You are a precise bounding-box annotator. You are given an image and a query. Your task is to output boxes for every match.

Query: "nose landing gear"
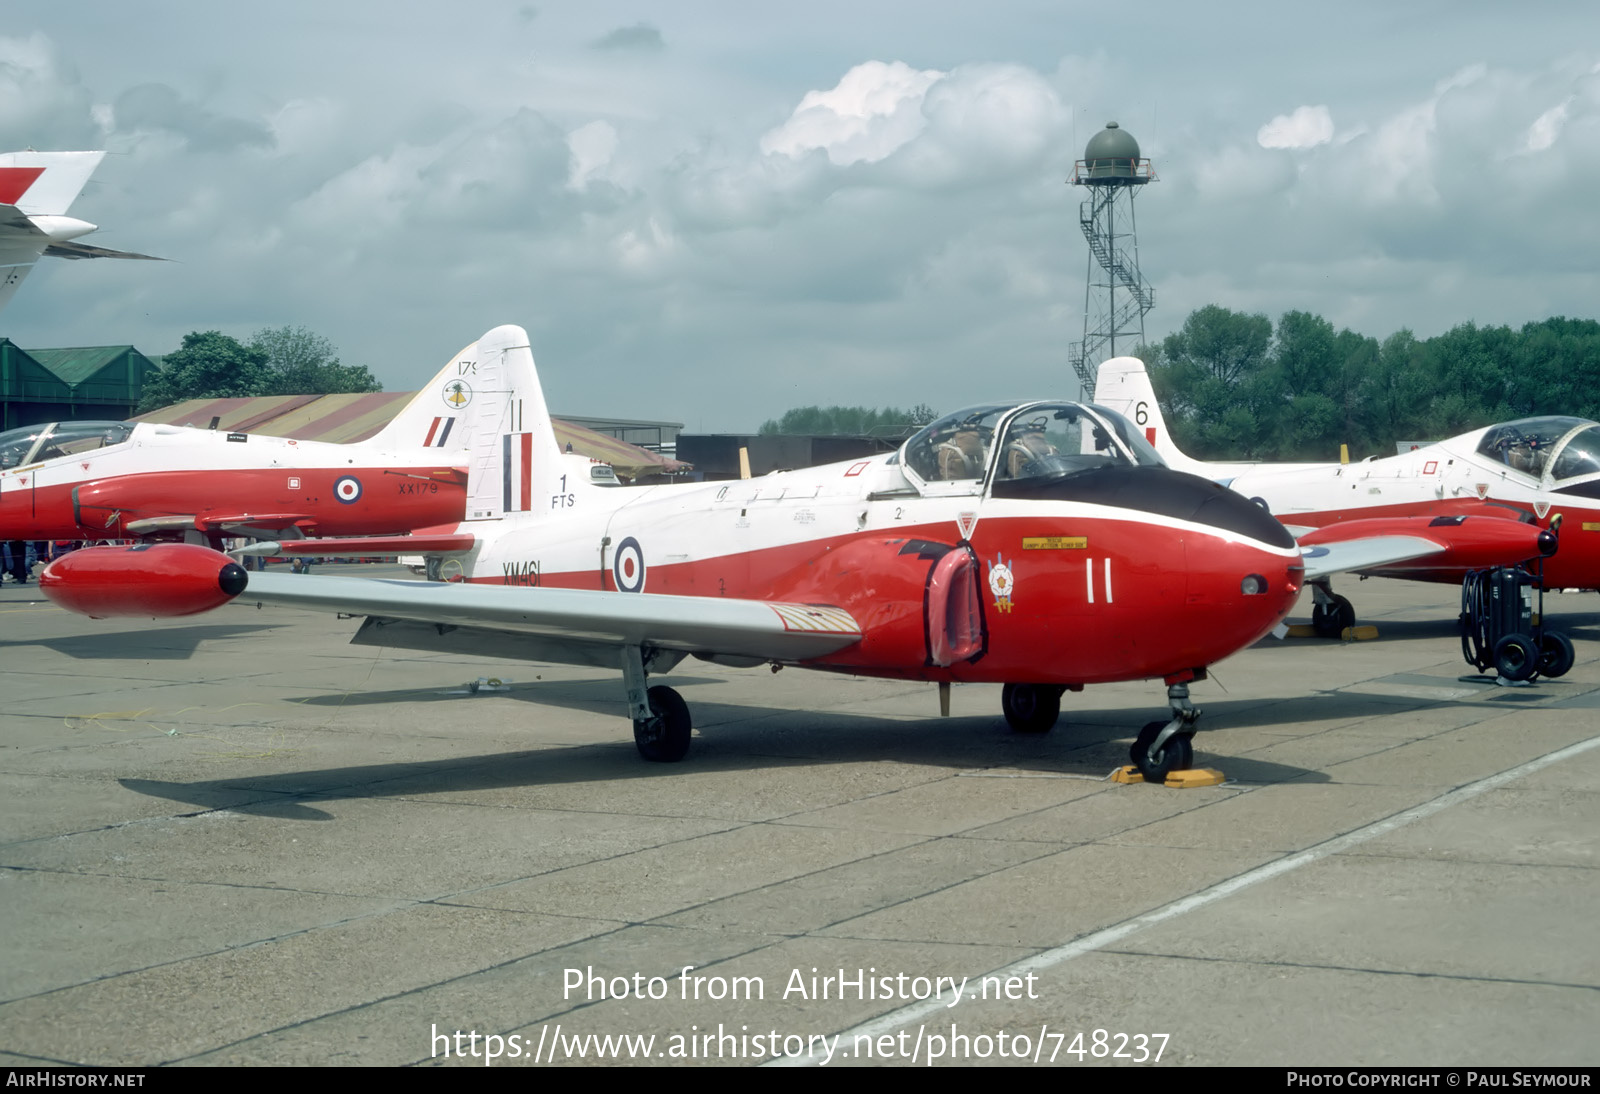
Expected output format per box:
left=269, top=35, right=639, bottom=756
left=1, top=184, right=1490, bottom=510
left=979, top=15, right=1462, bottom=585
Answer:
left=1129, top=680, right=1201, bottom=782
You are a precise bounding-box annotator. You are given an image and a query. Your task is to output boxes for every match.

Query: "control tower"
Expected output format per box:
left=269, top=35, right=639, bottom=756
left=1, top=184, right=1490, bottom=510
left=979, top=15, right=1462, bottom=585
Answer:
left=1067, top=121, right=1157, bottom=394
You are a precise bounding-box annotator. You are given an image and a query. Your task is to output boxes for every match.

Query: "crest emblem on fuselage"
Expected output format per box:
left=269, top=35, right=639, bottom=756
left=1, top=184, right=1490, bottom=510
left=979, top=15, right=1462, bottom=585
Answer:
left=989, top=554, right=1015, bottom=613
left=443, top=379, right=474, bottom=409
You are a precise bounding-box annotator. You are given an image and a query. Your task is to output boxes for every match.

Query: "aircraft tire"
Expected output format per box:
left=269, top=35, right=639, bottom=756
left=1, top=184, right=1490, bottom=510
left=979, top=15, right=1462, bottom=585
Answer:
left=634, top=685, right=692, bottom=762
left=1131, top=721, right=1193, bottom=783
left=1538, top=631, right=1575, bottom=679
left=1001, top=683, right=1061, bottom=733
left=1311, top=594, right=1356, bottom=639
left=1492, top=633, right=1539, bottom=682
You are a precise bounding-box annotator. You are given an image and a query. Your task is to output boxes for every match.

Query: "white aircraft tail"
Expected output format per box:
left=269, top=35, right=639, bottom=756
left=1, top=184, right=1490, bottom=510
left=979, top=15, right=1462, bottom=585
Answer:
left=364, top=339, right=483, bottom=452
left=1092, top=356, right=1215, bottom=477
left=461, top=325, right=567, bottom=523
left=0, top=150, right=105, bottom=215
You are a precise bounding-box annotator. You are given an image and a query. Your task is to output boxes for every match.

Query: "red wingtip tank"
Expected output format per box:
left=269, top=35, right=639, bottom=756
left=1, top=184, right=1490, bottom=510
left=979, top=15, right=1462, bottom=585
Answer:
left=39, top=544, right=248, bottom=619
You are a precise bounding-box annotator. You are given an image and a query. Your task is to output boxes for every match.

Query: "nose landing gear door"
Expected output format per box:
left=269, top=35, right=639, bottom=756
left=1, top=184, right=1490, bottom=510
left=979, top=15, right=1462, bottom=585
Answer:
left=926, top=544, right=987, bottom=666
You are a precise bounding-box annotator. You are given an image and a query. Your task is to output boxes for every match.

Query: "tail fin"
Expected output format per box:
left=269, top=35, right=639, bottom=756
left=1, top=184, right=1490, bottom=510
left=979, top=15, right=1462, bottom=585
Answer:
left=0, top=151, right=104, bottom=215
left=1092, top=356, right=1212, bottom=476
left=462, top=325, right=565, bottom=523
left=364, top=339, right=482, bottom=451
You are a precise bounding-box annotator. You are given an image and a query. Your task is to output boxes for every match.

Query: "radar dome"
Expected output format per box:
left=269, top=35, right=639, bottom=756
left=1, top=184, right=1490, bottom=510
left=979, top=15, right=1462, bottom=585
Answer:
left=1082, top=121, right=1141, bottom=180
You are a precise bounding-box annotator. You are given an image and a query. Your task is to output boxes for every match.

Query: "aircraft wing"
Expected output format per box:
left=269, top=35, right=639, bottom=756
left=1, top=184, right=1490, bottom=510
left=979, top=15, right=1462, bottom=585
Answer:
left=43, top=239, right=164, bottom=261
left=237, top=571, right=863, bottom=668
left=1298, top=535, right=1443, bottom=581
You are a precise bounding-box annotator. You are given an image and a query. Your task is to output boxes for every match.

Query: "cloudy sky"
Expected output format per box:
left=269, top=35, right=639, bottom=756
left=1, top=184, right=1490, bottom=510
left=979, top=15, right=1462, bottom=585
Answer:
left=4, top=2, right=1598, bottom=430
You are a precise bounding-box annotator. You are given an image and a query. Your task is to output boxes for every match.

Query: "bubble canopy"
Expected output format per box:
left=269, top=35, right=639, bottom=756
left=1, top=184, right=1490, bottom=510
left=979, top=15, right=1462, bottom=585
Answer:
left=0, top=421, right=134, bottom=470
left=1475, top=417, right=1600, bottom=485
left=901, top=401, right=1163, bottom=496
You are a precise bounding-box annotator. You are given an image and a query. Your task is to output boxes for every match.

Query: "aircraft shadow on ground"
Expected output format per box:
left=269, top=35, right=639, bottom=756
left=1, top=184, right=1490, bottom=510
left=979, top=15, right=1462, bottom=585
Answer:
left=2, top=622, right=288, bottom=660
left=115, top=685, right=1389, bottom=819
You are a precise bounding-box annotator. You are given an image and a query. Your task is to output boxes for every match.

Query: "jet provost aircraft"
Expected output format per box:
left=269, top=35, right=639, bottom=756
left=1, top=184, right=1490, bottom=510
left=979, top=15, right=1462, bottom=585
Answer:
left=1094, top=357, right=1578, bottom=636
left=46, top=326, right=1472, bottom=781
left=0, top=343, right=488, bottom=545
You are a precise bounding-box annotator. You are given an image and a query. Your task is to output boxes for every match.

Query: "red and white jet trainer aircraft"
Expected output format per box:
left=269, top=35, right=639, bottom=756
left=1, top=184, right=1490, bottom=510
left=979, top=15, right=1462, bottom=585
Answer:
left=0, top=342, right=482, bottom=545
left=44, top=326, right=1457, bottom=780
left=0, top=151, right=161, bottom=313
left=1094, top=357, right=1581, bottom=636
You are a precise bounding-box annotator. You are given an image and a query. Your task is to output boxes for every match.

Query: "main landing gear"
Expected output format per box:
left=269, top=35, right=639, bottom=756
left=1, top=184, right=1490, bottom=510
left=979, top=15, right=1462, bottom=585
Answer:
left=1000, top=683, right=1064, bottom=733
left=1128, top=680, right=1201, bottom=783
left=622, top=646, right=692, bottom=762
left=1309, top=580, right=1356, bottom=638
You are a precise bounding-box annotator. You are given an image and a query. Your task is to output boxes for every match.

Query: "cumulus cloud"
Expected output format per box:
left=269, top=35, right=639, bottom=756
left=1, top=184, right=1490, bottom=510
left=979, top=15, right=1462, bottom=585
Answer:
left=761, top=60, right=943, bottom=166
left=590, top=23, right=664, bottom=52
left=1523, top=98, right=1572, bottom=153
left=110, top=83, right=274, bottom=153
left=567, top=119, right=618, bottom=190
left=0, top=32, right=98, bottom=146
left=1256, top=105, right=1334, bottom=149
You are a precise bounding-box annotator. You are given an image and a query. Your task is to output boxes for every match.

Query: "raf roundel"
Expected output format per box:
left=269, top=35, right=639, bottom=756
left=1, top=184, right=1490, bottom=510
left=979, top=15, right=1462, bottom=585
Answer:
left=334, top=475, right=363, bottom=505
left=613, top=536, right=646, bottom=593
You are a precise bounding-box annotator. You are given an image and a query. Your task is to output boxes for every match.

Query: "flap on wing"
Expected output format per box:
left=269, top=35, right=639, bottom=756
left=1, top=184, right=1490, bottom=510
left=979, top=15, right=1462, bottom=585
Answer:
left=193, top=513, right=315, bottom=532
left=1299, top=535, right=1443, bottom=580
left=239, top=572, right=862, bottom=664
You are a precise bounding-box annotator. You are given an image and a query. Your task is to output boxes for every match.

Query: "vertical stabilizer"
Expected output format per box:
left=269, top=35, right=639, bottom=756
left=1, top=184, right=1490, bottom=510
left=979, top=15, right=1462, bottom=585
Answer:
left=1093, top=356, right=1211, bottom=476
left=364, top=339, right=481, bottom=452
left=0, top=151, right=105, bottom=215
left=462, top=325, right=565, bottom=522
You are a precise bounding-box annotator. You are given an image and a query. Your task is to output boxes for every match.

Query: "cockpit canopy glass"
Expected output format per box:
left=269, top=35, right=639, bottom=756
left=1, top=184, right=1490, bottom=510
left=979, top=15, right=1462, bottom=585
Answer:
left=0, top=421, right=134, bottom=469
left=901, top=402, right=1163, bottom=493
left=1476, top=416, right=1600, bottom=483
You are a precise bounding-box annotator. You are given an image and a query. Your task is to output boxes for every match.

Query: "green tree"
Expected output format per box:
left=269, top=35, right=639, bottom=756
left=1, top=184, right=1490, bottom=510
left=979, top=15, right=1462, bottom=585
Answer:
left=137, top=331, right=272, bottom=413
left=758, top=404, right=936, bottom=437
left=250, top=325, right=381, bottom=396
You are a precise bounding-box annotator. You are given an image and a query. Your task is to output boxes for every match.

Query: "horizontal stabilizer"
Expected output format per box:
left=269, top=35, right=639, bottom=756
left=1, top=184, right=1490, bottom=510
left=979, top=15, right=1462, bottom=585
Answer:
left=236, top=533, right=477, bottom=558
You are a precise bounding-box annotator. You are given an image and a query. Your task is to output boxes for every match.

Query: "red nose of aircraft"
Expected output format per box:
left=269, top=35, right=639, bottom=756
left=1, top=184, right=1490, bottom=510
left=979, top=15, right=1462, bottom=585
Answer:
left=40, top=544, right=248, bottom=618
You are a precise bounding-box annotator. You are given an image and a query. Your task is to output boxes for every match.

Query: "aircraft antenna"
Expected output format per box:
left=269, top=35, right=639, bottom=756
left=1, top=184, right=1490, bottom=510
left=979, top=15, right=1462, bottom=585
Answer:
left=1067, top=121, right=1157, bottom=397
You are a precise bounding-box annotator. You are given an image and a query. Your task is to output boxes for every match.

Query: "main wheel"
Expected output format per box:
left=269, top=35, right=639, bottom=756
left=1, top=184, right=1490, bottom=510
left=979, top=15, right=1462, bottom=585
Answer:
left=1538, top=631, right=1575, bottom=679
left=1311, top=594, right=1356, bottom=638
left=1001, top=683, right=1061, bottom=733
left=633, top=685, right=692, bottom=762
left=1492, top=633, right=1538, bottom=682
left=1130, top=721, right=1194, bottom=783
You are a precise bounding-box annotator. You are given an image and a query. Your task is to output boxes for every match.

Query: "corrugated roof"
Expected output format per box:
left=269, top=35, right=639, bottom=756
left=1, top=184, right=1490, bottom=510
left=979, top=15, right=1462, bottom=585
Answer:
left=28, top=346, right=152, bottom=387
left=135, top=393, right=687, bottom=477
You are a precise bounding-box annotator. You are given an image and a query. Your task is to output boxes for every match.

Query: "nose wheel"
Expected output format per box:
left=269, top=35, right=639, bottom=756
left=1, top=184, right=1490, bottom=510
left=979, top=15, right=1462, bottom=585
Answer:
left=1310, top=581, right=1356, bottom=638
left=1129, top=682, right=1200, bottom=782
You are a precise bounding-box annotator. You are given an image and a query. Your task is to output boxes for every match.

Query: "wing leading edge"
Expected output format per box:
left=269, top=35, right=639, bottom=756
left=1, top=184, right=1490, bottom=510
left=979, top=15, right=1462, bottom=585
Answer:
left=238, top=571, right=862, bottom=667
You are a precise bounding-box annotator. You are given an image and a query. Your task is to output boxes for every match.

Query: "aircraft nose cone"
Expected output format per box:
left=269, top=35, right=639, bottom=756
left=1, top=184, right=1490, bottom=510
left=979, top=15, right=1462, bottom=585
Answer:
left=219, top=562, right=249, bottom=596
left=1538, top=529, right=1558, bottom=557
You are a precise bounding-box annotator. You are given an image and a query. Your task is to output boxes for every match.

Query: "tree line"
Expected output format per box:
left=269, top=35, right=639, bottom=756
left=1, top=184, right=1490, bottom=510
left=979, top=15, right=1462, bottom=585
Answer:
left=137, top=327, right=381, bottom=414
left=1141, top=306, right=1600, bottom=461
left=758, top=404, right=938, bottom=438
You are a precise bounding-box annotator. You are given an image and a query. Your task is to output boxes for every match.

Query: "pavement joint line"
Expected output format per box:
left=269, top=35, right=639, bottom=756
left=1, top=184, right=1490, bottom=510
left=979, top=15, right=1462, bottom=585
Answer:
left=767, top=728, right=1600, bottom=1067
left=1097, top=948, right=1600, bottom=992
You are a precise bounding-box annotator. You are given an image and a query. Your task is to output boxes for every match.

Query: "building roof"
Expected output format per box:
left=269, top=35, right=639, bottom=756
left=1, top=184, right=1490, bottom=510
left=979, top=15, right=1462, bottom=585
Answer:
left=135, top=393, right=688, bottom=478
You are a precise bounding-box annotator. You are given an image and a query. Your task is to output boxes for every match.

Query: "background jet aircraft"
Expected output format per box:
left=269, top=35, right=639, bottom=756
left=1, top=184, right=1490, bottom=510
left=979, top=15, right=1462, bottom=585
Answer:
left=0, top=341, right=481, bottom=545
left=0, top=151, right=161, bottom=313
left=42, top=325, right=1487, bottom=782
left=1094, top=356, right=1587, bottom=634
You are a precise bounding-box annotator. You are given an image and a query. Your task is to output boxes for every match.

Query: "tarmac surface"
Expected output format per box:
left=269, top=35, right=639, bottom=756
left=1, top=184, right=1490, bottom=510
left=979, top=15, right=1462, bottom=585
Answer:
left=1, top=565, right=1597, bottom=1067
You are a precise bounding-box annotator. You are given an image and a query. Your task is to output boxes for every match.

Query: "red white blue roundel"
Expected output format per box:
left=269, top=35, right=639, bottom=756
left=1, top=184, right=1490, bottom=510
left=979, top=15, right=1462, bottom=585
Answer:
left=334, top=475, right=363, bottom=504
left=613, top=536, right=645, bottom=592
